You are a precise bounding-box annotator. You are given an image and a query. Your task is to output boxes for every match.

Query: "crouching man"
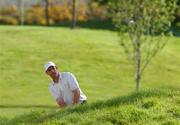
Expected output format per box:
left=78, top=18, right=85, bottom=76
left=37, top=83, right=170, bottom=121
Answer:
left=44, top=61, right=87, bottom=108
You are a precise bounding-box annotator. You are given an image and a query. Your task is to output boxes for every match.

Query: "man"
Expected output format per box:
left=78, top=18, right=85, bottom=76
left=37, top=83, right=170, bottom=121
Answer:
left=44, top=61, right=87, bottom=108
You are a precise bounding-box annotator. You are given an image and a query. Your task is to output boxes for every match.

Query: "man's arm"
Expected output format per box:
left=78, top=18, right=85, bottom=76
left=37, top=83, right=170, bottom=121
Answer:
left=72, top=88, right=80, bottom=104
left=56, top=98, right=66, bottom=108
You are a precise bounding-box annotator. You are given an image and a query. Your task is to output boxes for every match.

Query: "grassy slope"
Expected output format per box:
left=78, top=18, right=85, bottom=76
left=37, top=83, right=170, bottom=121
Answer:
left=0, top=26, right=179, bottom=119
left=0, top=88, right=179, bottom=125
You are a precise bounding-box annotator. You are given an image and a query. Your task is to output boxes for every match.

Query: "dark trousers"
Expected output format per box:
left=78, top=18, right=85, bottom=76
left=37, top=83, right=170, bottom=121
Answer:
left=81, top=100, right=87, bottom=104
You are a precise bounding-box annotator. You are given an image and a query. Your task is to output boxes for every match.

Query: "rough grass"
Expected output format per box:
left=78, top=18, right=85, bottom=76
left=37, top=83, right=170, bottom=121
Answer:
left=0, top=88, right=179, bottom=125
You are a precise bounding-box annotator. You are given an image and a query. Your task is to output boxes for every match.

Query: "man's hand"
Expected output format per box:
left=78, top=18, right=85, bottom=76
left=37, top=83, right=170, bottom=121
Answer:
left=56, top=98, right=66, bottom=108
left=72, top=88, right=80, bottom=105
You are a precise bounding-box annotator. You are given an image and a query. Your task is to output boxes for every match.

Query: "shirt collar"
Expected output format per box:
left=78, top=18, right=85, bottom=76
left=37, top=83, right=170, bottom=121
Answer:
left=52, top=72, right=61, bottom=85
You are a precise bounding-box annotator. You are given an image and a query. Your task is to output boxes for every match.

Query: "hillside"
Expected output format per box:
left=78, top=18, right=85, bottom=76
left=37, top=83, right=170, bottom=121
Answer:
left=0, top=26, right=179, bottom=120
left=0, top=88, right=179, bottom=125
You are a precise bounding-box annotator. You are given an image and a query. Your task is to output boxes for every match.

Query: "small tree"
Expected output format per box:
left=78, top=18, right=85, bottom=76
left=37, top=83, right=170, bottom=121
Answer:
left=109, top=0, right=177, bottom=90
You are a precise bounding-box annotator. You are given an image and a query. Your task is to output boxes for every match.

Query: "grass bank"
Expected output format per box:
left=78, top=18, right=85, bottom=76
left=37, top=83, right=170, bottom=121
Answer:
left=0, top=88, right=179, bottom=125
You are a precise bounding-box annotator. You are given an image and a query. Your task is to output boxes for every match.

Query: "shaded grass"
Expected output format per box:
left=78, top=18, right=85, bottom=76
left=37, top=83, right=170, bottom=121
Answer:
left=27, top=20, right=115, bottom=31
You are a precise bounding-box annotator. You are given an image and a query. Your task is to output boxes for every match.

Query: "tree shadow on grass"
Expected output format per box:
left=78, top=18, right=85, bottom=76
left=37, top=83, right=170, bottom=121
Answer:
left=47, top=20, right=115, bottom=31
left=2, top=87, right=179, bottom=125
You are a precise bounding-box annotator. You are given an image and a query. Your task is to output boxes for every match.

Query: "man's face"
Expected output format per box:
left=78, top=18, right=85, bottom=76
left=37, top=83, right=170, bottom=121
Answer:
left=46, top=66, right=58, bottom=78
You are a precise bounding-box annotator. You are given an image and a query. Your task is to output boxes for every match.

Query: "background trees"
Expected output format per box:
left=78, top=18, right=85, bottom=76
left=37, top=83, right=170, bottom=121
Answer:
left=0, top=0, right=109, bottom=25
left=0, top=0, right=178, bottom=30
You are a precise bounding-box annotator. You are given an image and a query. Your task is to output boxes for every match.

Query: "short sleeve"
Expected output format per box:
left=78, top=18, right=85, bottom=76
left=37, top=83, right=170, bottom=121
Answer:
left=67, top=73, right=79, bottom=91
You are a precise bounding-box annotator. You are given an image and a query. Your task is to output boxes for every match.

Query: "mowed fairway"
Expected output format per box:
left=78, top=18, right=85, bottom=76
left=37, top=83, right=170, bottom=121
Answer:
left=0, top=26, right=179, bottom=118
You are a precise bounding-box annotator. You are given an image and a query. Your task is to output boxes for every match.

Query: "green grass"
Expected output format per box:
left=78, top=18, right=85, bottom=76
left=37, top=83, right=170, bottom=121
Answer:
left=0, top=25, right=179, bottom=123
left=0, top=88, right=179, bottom=125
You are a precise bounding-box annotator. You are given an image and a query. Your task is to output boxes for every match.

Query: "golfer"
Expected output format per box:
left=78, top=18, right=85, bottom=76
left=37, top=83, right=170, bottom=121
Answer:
left=44, top=61, right=87, bottom=108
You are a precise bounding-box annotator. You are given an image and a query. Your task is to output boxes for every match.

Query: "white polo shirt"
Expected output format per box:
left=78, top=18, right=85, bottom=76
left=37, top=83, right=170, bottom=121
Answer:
left=49, top=72, right=87, bottom=105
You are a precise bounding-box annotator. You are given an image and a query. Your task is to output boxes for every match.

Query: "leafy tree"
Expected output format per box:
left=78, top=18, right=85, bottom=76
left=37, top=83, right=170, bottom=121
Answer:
left=109, top=0, right=177, bottom=90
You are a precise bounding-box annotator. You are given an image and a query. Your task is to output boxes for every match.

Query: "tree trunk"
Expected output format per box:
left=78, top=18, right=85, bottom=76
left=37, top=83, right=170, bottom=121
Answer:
left=88, top=0, right=93, bottom=20
left=20, top=0, right=24, bottom=26
left=72, top=0, right=76, bottom=28
left=135, top=38, right=141, bottom=91
left=45, top=0, right=49, bottom=26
